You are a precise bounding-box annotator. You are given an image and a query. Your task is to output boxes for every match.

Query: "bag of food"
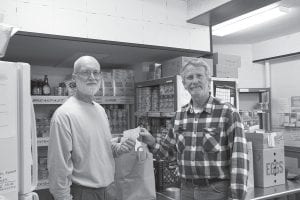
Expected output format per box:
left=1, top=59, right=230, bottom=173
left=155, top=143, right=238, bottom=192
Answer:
left=114, top=143, right=156, bottom=200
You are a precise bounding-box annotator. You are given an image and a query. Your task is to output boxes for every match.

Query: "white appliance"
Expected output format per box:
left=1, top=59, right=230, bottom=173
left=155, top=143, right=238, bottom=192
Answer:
left=0, top=61, right=38, bottom=200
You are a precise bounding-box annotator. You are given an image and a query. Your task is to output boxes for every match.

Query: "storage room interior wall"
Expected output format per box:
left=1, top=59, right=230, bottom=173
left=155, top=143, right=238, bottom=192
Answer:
left=270, top=56, right=300, bottom=127
left=213, top=44, right=266, bottom=88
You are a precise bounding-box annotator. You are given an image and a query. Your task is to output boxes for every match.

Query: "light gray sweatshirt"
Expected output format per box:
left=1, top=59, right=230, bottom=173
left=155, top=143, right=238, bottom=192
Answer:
left=48, top=96, right=116, bottom=200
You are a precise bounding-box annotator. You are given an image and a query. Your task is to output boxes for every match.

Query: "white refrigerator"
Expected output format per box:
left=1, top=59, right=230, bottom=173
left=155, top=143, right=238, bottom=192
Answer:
left=0, top=61, right=38, bottom=200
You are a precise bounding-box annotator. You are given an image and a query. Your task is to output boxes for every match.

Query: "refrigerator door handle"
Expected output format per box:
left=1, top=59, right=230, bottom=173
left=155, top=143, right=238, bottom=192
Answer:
left=31, top=102, right=38, bottom=190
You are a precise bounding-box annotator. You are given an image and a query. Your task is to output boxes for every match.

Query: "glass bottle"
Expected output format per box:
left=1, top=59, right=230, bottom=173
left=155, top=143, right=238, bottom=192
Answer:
left=37, top=79, right=43, bottom=95
left=42, top=75, right=51, bottom=95
left=32, top=79, right=39, bottom=95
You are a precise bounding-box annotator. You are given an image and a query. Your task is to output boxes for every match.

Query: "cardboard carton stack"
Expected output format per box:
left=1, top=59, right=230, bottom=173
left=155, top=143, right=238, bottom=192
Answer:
left=102, top=71, right=114, bottom=96
left=213, top=53, right=241, bottom=78
left=161, top=56, right=213, bottom=77
left=112, top=69, right=134, bottom=96
left=246, top=132, right=285, bottom=187
left=147, top=63, right=162, bottom=80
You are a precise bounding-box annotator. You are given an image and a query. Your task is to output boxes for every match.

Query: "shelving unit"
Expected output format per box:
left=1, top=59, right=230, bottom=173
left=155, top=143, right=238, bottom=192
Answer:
left=239, top=88, right=271, bottom=131
left=32, top=95, right=134, bottom=105
left=211, top=77, right=239, bottom=109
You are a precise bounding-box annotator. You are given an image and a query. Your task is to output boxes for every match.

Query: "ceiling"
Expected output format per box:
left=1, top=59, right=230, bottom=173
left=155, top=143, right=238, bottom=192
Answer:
left=2, top=32, right=209, bottom=69
left=212, top=0, right=300, bottom=44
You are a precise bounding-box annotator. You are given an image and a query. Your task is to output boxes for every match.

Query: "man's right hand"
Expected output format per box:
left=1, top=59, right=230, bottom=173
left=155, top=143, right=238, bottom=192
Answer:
left=138, top=128, right=156, bottom=146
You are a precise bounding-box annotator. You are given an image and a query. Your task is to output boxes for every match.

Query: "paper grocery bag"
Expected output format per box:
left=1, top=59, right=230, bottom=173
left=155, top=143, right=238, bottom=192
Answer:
left=115, top=144, right=156, bottom=200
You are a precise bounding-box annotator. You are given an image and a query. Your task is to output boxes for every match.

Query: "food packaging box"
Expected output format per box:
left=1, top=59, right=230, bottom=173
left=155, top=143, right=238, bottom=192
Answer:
left=213, top=53, right=241, bottom=68
left=253, top=147, right=285, bottom=187
left=246, top=132, right=284, bottom=149
left=113, top=69, right=134, bottom=96
left=161, top=56, right=213, bottom=77
left=147, top=63, right=162, bottom=80
left=102, top=71, right=114, bottom=96
left=247, top=142, right=254, bottom=188
left=215, top=63, right=238, bottom=78
left=213, top=53, right=241, bottom=78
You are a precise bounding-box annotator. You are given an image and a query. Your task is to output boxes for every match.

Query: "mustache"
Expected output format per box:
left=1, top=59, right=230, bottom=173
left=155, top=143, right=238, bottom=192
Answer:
left=190, top=84, right=203, bottom=89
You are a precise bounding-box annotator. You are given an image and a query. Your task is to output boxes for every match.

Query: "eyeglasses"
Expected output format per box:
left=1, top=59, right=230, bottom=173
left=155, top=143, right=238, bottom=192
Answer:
left=75, top=71, right=102, bottom=78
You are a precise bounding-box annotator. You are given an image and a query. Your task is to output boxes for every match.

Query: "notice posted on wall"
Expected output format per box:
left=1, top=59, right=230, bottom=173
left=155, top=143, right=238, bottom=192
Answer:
left=0, top=169, right=17, bottom=194
left=0, top=71, right=14, bottom=139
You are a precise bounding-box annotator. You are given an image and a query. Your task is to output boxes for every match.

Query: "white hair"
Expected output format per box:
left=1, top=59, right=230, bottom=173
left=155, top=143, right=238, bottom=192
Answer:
left=180, top=58, right=211, bottom=80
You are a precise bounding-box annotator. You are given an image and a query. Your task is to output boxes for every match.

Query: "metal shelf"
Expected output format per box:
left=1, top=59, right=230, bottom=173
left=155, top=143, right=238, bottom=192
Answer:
left=36, top=179, right=49, bottom=190
left=32, top=95, right=134, bottom=105
left=134, top=111, right=175, bottom=118
left=37, top=137, right=49, bottom=147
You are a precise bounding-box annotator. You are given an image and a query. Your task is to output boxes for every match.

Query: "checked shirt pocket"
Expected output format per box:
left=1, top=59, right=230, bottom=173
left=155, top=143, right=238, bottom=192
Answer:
left=202, top=128, right=221, bottom=152
left=176, top=133, right=186, bottom=153
left=175, top=125, right=186, bottom=153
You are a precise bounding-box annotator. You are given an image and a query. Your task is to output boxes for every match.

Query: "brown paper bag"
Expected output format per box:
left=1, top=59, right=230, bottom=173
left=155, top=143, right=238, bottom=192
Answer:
left=115, top=144, right=156, bottom=200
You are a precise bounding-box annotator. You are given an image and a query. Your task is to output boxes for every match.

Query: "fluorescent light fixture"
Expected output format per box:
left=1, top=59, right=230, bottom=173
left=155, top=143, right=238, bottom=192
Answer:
left=212, top=3, right=289, bottom=36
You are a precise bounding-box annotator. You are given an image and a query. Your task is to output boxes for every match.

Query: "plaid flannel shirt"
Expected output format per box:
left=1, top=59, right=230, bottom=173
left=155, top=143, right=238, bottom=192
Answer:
left=153, top=96, right=248, bottom=200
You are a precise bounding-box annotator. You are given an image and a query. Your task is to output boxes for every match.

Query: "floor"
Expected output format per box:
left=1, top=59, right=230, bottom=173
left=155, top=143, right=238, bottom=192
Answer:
left=156, top=188, right=180, bottom=200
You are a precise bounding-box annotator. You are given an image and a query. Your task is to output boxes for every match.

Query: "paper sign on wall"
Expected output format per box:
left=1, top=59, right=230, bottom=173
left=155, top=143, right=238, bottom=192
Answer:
left=0, top=169, right=17, bottom=194
left=0, top=75, right=10, bottom=139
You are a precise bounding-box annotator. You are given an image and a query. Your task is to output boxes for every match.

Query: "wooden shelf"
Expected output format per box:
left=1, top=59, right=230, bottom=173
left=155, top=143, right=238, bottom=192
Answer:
left=32, top=96, right=67, bottom=104
left=135, top=76, right=176, bottom=88
left=135, top=111, right=175, bottom=118
left=36, top=179, right=49, bottom=190
left=32, top=96, right=134, bottom=105
left=37, top=137, right=49, bottom=147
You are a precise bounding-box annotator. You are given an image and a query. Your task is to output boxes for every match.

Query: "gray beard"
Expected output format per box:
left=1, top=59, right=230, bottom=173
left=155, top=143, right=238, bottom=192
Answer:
left=76, top=81, right=100, bottom=96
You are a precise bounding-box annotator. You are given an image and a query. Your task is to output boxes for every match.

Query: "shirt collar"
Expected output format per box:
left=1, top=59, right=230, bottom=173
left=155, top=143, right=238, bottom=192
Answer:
left=185, top=95, right=214, bottom=114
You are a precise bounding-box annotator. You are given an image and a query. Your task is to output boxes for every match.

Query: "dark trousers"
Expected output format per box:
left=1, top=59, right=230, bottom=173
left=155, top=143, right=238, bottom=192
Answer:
left=180, top=178, right=230, bottom=200
left=71, top=182, right=116, bottom=200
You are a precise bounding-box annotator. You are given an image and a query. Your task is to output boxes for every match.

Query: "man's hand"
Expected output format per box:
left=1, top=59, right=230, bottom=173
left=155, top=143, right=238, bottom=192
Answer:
left=138, top=128, right=156, bottom=146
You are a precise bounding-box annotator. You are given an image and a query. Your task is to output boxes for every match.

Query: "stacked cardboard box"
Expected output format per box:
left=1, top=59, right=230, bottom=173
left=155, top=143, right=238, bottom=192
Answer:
left=112, top=69, right=134, bottom=96
left=213, top=53, right=241, bottom=78
left=161, top=56, right=213, bottom=77
left=247, top=142, right=254, bottom=188
left=102, top=71, right=114, bottom=96
left=147, top=63, right=162, bottom=80
left=246, top=132, right=285, bottom=187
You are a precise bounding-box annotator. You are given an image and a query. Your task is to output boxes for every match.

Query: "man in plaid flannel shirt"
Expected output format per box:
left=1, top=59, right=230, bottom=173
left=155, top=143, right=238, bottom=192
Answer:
left=140, top=59, right=248, bottom=200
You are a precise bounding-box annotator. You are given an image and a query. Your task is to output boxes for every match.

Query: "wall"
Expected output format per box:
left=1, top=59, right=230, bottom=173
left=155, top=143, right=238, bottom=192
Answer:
left=213, top=44, right=265, bottom=88
left=252, top=31, right=300, bottom=60
left=0, top=0, right=210, bottom=51
left=268, top=56, right=300, bottom=127
left=250, top=30, right=300, bottom=128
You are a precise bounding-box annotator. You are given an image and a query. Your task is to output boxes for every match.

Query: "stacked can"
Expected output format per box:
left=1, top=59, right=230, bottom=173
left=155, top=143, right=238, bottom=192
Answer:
left=151, top=87, right=160, bottom=111
left=159, top=83, right=175, bottom=112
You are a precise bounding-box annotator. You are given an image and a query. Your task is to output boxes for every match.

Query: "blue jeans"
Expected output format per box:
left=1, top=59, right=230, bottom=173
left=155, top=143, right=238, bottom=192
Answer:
left=71, top=182, right=116, bottom=200
left=180, top=179, right=230, bottom=200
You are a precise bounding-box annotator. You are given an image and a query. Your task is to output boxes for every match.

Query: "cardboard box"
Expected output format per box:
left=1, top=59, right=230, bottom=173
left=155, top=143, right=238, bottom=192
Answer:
left=247, top=142, right=254, bottom=188
left=213, top=53, right=241, bottom=78
left=112, top=69, right=134, bottom=96
left=147, top=63, right=162, bottom=80
left=161, top=56, right=213, bottom=77
left=215, top=63, right=238, bottom=78
left=246, top=132, right=284, bottom=149
left=253, top=148, right=285, bottom=187
left=102, top=71, right=114, bottom=96
left=213, top=53, right=241, bottom=68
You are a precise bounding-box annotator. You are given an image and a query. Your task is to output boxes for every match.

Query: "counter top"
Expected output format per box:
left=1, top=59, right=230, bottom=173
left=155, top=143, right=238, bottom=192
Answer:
left=157, top=180, right=300, bottom=200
